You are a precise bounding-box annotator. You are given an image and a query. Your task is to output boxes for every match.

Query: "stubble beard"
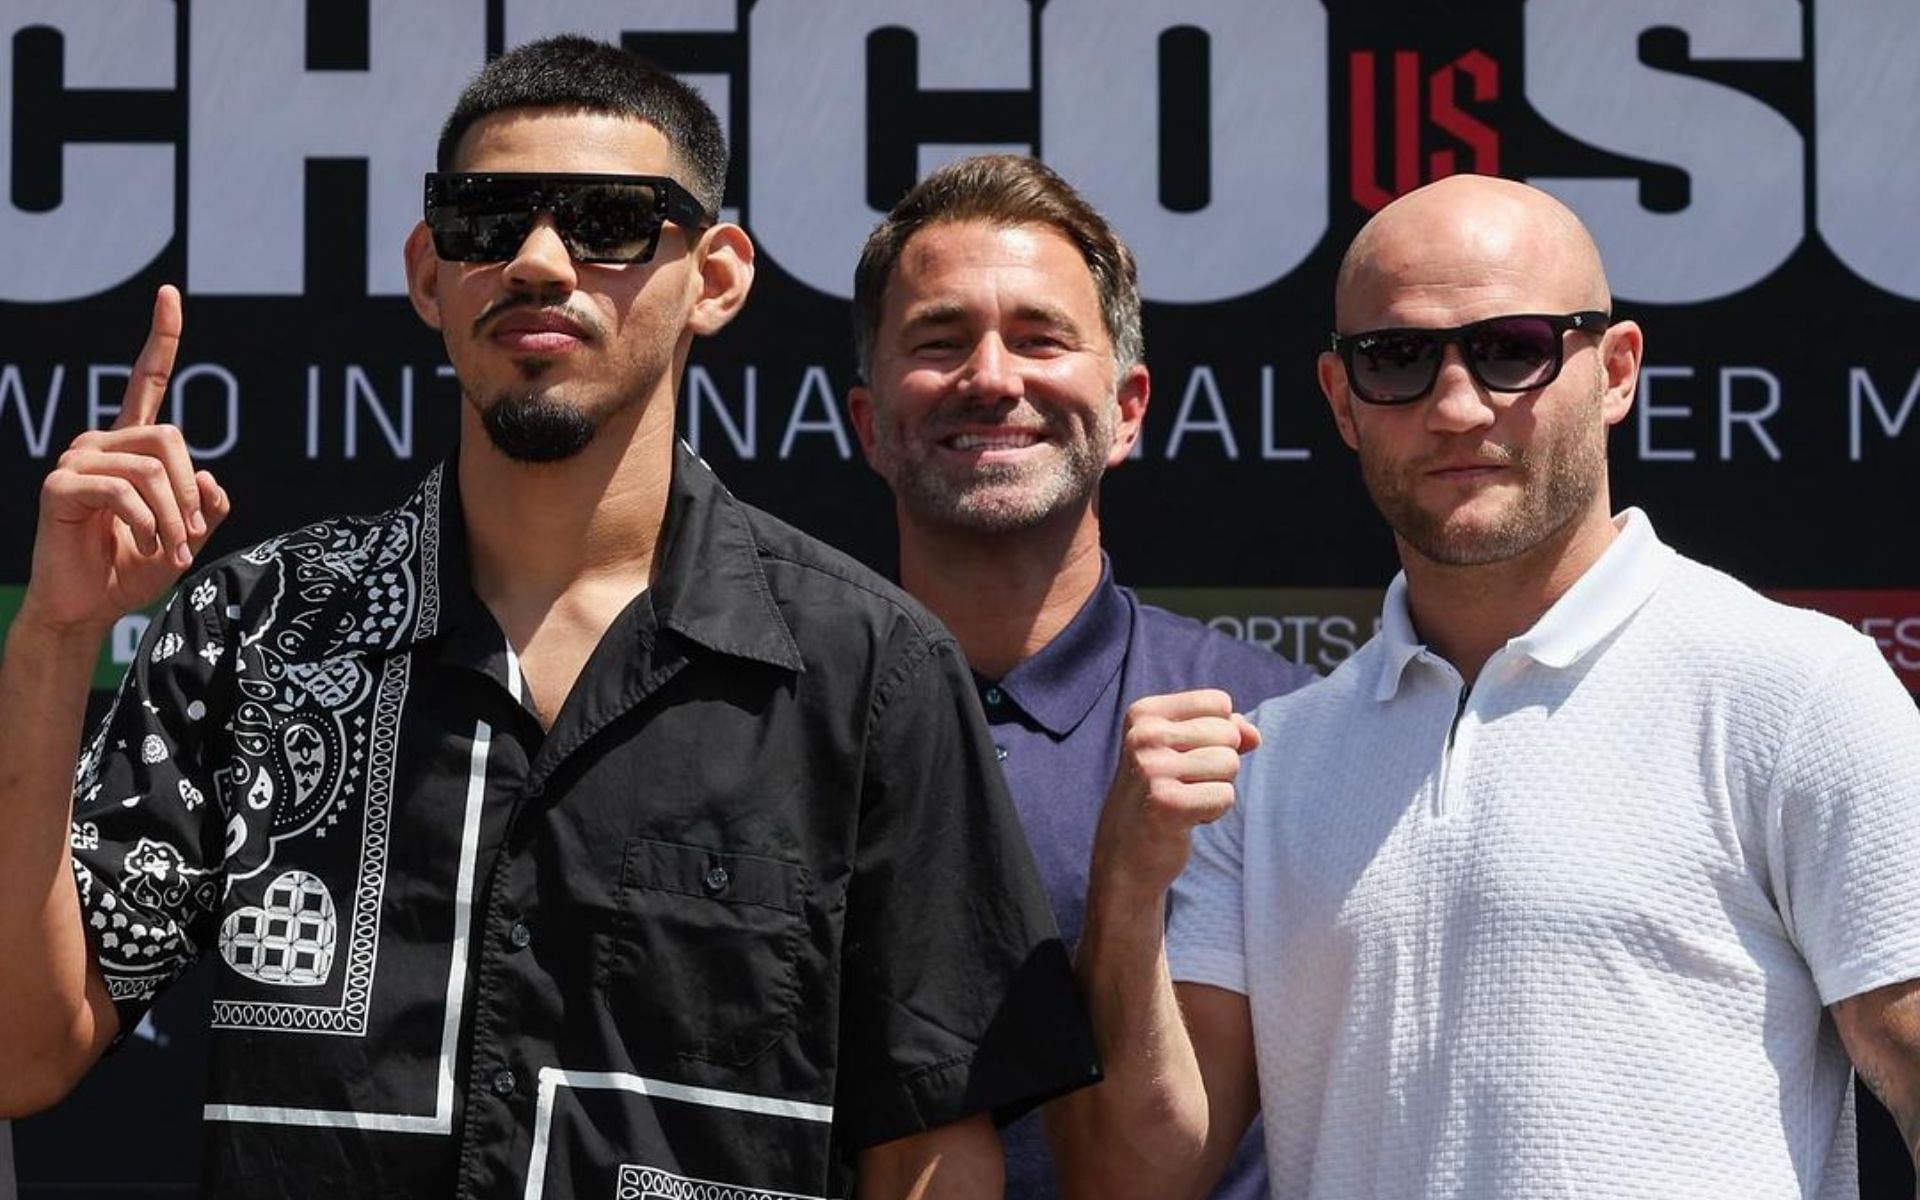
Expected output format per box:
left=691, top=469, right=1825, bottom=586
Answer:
left=878, top=403, right=1114, bottom=535
left=1359, top=390, right=1609, bottom=568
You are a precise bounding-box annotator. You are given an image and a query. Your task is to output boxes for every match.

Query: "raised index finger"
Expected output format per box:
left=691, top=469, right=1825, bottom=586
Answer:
left=114, top=284, right=183, bottom=430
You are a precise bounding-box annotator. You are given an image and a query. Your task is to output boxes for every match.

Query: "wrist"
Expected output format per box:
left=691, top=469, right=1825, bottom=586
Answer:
left=6, top=599, right=113, bottom=663
left=1085, top=855, right=1174, bottom=928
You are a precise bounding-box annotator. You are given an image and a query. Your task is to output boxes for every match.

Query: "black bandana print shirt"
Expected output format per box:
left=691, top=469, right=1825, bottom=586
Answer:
left=68, top=444, right=1098, bottom=1199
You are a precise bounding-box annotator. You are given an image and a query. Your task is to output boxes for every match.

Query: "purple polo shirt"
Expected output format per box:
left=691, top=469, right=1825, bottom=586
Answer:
left=981, top=561, right=1317, bottom=1200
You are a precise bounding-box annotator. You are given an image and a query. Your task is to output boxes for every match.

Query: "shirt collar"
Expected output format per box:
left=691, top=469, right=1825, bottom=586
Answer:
left=992, top=556, right=1131, bottom=737
left=1374, top=508, right=1674, bottom=700
left=282, top=443, right=803, bottom=674
left=648, top=441, right=805, bottom=672
left=262, top=463, right=455, bottom=664
left=1373, top=571, right=1427, bottom=701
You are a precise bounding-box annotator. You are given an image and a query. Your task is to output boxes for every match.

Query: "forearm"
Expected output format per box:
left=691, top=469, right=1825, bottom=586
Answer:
left=1833, top=979, right=1920, bottom=1194
left=855, top=1114, right=1003, bottom=1199
left=1049, top=876, right=1212, bottom=1200
left=0, top=612, right=117, bottom=1113
left=1852, top=1023, right=1920, bottom=1164
left=1048, top=691, right=1260, bottom=1198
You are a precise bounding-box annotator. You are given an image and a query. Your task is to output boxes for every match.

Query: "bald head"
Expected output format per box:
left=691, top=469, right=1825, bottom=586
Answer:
left=1334, top=175, right=1610, bottom=331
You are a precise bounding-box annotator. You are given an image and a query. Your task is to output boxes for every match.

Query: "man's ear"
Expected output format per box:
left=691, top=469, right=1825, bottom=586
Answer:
left=1317, top=350, right=1360, bottom=451
left=1598, top=318, right=1642, bottom=427
left=1105, top=362, right=1150, bottom=467
left=404, top=222, right=444, bottom=331
left=688, top=223, right=755, bottom=337
left=847, top=384, right=879, bottom=463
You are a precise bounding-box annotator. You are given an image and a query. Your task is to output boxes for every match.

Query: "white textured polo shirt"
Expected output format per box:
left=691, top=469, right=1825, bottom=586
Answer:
left=1168, top=510, right=1920, bottom=1199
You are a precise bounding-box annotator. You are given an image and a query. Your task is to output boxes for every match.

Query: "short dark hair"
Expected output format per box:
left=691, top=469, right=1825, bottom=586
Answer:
left=436, top=35, right=728, bottom=215
left=851, top=154, right=1143, bottom=382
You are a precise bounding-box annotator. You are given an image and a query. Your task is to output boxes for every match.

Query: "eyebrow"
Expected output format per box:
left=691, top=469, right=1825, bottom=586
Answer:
left=896, top=301, right=1087, bottom=339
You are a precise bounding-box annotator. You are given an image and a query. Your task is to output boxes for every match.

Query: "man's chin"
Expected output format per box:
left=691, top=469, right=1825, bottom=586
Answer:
left=479, top=395, right=598, bottom=462
left=1400, top=505, right=1558, bottom=566
left=913, top=487, right=1078, bottom=535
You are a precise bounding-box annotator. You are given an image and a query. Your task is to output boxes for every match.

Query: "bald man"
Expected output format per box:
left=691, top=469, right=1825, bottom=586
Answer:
left=1050, top=175, right=1920, bottom=1199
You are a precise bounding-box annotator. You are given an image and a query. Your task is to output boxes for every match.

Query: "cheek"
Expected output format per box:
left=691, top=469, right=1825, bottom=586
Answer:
left=1348, top=412, right=1409, bottom=464
left=1033, top=363, right=1115, bottom=419
left=434, top=277, right=497, bottom=340
left=881, top=377, right=949, bottom=425
left=1516, top=390, right=1594, bottom=456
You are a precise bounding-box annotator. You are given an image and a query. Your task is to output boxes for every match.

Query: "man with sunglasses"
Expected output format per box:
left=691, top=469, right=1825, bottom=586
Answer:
left=1052, top=174, right=1920, bottom=1198
left=0, top=36, right=1096, bottom=1199
left=847, top=154, right=1314, bottom=1198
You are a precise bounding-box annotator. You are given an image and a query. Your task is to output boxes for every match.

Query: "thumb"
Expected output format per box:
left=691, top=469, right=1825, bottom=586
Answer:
left=1232, top=712, right=1262, bottom=753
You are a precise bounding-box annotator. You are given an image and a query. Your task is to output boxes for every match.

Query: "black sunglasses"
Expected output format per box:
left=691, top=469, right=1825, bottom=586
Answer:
left=1329, top=311, right=1610, bottom=406
left=423, top=172, right=715, bottom=265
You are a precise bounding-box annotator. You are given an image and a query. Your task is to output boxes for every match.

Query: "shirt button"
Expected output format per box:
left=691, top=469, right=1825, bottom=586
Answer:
left=984, top=687, right=1004, bottom=706
left=490, top=1067, right=516, bottom=1097
left=702, top=865, right=731, bottom=894
left=508, top=921, right=532, bottom=950
left=994, top=744, right=1008, bottom=762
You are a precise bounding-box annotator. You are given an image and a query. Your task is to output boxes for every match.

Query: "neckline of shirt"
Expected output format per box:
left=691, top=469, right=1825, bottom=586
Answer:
left=1373, top=508, right=1676, bottom=701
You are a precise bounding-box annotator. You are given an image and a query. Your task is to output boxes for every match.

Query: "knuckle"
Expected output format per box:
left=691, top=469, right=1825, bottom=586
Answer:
left=1137, top=745, right=1176, bottom=777
left=1145, top=776, right=1185, bottom=810
left=1126, top=694, right=1171, bottom=722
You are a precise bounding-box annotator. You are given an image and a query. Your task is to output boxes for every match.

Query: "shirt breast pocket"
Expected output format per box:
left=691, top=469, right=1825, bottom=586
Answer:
left=595, top=837, right=809, bottom=1068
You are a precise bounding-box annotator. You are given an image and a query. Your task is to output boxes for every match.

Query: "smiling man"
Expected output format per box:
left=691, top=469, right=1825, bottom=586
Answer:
left=849, top=155, right=1313, bottom=1198
left=0, top=39, right=1095, bottom=1199
left=1051, top=174, right=1920, bottom=1199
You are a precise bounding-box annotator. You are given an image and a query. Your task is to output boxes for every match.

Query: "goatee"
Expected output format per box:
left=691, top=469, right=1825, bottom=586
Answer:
left=480, top=392, right=596, bottom=462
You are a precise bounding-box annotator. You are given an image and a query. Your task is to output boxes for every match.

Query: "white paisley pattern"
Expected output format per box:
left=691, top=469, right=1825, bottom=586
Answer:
left=71, top=467, right=445, bottom=1035
left=615, top=1167, right=825, bottom=1200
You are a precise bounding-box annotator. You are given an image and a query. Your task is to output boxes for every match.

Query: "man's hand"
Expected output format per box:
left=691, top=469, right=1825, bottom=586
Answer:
left=1050, top=689, right=1262, bottom=1200
left=21, top=285, right=230, bottom=637
left=1090, top=689, right=1261, bottom=901
left=0, top=287, right=217, bottom=1110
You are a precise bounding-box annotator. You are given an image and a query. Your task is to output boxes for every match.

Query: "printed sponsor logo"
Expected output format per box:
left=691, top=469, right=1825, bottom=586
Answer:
left=1136, top=587, right=1385, bottom=677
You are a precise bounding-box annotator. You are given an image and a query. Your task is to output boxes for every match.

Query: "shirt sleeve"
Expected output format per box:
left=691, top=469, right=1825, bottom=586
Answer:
left=68, top=568, right=236, bottom=1037
left=832, top=632, right=1100, bottom=1151
left=1166, top=740, right=1253, bottom=996
left=1766, top=633, right=1920, bottom=1005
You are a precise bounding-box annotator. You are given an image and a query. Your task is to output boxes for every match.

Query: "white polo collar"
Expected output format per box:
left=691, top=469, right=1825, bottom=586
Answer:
left=1374, top=509, right=1676, bottom=701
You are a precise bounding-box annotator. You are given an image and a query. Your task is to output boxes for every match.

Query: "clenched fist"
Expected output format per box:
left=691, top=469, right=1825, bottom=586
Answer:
left=1091, top=689, right=1261, bottom=900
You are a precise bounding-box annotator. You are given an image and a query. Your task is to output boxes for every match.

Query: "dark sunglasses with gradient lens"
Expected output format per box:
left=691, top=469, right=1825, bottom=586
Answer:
left=1330, top=310, right=1610, bottom=406
left=423, top=172, right=715, bottom=265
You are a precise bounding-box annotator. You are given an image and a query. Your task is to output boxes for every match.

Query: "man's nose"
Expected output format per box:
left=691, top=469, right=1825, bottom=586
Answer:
left=502, top=214, right=578, bottom=293
left=959, top=334, right=1022, bottom=401
left=1424, top=344, right=1497, bottom=434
